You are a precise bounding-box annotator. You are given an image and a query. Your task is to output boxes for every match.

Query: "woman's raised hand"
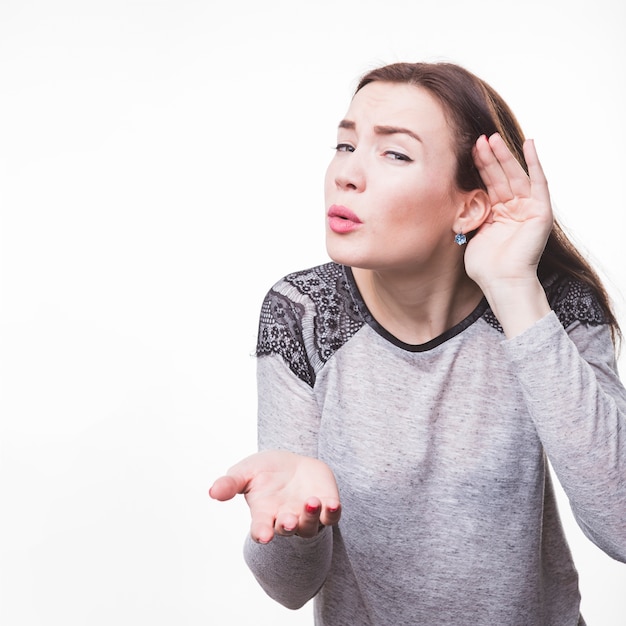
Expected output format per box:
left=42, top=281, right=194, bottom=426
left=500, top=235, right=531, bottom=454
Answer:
left=209, top=450, right=341, bottom=544
left=465, top=133, right=554, bottom=338
left=465, top=133, right=554, bottom=291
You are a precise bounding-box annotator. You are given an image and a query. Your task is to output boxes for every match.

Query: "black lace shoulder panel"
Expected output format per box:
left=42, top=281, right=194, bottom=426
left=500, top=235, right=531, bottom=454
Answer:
left=256, top=263, right=366, bottom=386
left=482, top=274, right=608, bottom=334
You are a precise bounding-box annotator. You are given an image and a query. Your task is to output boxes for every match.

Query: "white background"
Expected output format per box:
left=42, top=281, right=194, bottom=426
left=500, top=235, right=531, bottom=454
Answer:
left=1, top=1, right=625, bottom=624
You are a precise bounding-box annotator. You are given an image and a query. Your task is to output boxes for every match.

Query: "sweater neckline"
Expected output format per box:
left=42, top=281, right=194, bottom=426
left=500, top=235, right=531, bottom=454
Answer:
left=343, top=264, right=489, bottom=353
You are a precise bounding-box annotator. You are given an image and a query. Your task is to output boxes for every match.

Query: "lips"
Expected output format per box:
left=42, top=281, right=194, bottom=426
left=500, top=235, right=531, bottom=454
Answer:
left=327, top=204, right=362, bottom=234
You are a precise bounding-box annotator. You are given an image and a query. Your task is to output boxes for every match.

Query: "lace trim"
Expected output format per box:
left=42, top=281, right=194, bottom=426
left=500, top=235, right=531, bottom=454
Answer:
left=257, top=289, right=314, bottom=385
left=482, top=275, right=607, bottom=333
left=258, top=266, right=608, bottom=382
left=256, top=264, right=365, bottom=386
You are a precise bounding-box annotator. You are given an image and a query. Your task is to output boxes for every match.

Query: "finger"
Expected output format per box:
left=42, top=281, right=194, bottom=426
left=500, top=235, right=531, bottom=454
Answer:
left=249, top=509, right=277, bottom=544
left=320, top=499, right=342, bottom=527
left=475, top=133, right=534, bottom=202
left=275, top=511, right=299, bottom=537
left=296, top=498, right=323, bottom=539
left=209, top=453, right=265, bottom=501
left=473, top=134, right=514, bottom=203
left=210, top=476, right=279, bottom=543
left=488, top=133, right=530, bottom=199
left=209, top=475, right=246, bottom=501
left=523, top=139, right=550, bottom=205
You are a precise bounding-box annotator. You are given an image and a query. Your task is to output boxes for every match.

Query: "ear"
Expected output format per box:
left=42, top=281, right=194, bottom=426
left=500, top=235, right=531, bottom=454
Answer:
left=453, top=189, right=491, bottom=236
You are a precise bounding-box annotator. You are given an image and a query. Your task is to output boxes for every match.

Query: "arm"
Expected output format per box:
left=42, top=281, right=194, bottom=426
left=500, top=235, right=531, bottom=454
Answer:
left=502, top=313, right=626, bottom=561
left=469, top=134, right=626, bottom=560
left=210, top=303, right=340, bottom=608
left=245, top=354, right=338, bottom=608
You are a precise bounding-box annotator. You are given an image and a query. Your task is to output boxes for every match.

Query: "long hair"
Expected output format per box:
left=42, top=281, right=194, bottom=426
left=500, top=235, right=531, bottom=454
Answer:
left=356, top=62, right=621, bottom=345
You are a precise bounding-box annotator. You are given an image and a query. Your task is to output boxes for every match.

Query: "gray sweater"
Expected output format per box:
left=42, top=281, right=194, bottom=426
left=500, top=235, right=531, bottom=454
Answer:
left=244, top=262, right=626, bottom=625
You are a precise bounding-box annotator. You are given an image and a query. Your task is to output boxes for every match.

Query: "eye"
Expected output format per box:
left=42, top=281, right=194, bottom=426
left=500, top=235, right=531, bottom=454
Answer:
left=384, top=150, right=413, bottom=162
left=334, top=143, right=355, bottom=153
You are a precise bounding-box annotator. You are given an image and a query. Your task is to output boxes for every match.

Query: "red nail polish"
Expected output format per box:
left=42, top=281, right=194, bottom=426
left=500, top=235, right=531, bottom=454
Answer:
left=306, top=503, right=320, bottom=514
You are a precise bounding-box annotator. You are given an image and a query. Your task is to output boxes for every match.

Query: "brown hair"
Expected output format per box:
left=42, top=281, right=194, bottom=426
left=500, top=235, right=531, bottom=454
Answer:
left=357, top=62, right=621, bottom=344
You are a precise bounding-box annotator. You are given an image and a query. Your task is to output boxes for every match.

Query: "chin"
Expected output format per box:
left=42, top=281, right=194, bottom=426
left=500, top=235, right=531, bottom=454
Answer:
left=325, top=238, right=356, bottom=267
left=326, top=248, right=373, bottom=270
left=325, top=232, right=382, bottom=270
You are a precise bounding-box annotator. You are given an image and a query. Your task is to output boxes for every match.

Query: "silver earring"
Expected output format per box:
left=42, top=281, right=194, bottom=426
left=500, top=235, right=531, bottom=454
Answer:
left=455, top=233, right=467, bottom=246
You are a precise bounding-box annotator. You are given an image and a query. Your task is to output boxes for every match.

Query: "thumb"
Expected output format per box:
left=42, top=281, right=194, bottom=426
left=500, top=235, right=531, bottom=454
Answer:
left=209, top=473, right=248, bottom=501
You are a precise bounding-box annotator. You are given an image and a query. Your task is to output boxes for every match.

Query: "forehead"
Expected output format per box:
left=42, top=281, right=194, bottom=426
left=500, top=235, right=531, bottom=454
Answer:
left=345, top=81, right=450, bottom=132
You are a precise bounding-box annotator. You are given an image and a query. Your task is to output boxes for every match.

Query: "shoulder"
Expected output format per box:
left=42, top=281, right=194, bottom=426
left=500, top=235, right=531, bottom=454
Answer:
left=543, top=273, right=608, bottom=328
left=256, top=263, right=367, bottom=386
left=258, top=262, right=351, bottom=328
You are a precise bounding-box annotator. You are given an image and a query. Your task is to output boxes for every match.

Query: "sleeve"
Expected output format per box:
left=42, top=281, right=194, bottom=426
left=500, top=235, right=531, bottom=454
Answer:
left=243, top=288, right=333, bottom=610
left=502, top=311, right=626, bottom=561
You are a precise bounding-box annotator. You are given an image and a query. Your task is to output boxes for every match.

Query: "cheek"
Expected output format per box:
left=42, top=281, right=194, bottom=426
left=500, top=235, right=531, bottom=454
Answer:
left=381, top=186, right=454, bottom=236
left=384, top=188, right=429, bottom=221
left=323, top=163, right=335, bottom=202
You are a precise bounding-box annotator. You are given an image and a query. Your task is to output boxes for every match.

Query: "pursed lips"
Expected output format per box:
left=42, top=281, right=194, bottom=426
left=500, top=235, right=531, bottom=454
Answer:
left=328, top=205, right=362, bottom=223
left=327, top=205, right=363, bottom=233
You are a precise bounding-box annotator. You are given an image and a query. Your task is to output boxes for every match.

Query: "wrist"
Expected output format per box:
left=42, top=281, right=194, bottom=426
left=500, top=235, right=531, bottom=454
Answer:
left=481, top=277, right=551, bottom=339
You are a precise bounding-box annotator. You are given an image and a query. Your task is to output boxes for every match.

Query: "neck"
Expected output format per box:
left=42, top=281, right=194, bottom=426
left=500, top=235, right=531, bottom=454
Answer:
left=352, top=264, right=483, bottom=345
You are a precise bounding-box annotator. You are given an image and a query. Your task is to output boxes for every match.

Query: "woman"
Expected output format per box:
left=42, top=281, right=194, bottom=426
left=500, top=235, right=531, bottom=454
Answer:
left=210, top=62, right=626, bottom=625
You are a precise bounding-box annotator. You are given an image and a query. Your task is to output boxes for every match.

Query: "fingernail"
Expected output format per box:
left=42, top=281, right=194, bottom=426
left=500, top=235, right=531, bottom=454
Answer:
left=306, top=503, right=320, bottom=514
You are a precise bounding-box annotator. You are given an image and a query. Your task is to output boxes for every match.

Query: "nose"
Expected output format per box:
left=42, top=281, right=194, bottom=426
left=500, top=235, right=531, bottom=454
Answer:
left=332, top=152, right=366, bottom=192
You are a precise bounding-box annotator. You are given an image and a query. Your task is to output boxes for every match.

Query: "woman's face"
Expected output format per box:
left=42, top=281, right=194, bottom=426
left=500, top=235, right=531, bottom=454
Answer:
left=324, top=81, right=467, bottom=275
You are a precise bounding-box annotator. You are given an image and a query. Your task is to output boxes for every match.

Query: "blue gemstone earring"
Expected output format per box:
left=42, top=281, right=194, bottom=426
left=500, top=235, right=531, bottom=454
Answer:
left=455, top=232, right=467, bottom=246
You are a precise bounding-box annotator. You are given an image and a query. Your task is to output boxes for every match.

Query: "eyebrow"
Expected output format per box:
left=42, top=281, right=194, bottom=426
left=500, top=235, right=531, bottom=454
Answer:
left=338, top=119, right=422, bottom=143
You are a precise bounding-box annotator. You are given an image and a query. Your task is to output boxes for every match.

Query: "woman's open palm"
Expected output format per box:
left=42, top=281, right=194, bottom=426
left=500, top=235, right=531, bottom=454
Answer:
left=210, top=450, right=341, bottom=544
